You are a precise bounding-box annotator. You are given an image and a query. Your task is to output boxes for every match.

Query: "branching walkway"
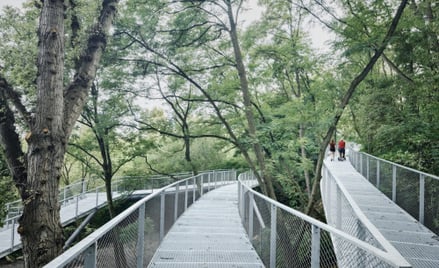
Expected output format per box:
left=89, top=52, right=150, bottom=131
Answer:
left=0, top=192, right=121, bottom=259
left=148, top=183, right=264, bottom=268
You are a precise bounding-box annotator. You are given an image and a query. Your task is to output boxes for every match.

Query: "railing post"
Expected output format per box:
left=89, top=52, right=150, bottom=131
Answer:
left=249, top=192, right=254, bottom=239
left=63, top=187, right=67, bottom=205
left=419, top=174, right=425, bottom=224
left=376, top=161, right=380, bottom=188
left=137, top=203, right=145, bottom=268
left=184, top=180, right=188, bottom=211
left=392, top=165, right=396, bottom=202
left=366, top=157, right=370, bottom=181
left=84, top=243, right=97, bottom=268
left=311, top=225, right=321, bottom=268
left=270, top=204, right=277, bottom=268
left=237, top=181, right=241, bottom=216
left=10, top=218, right=15, bottom=249
left=360, top=154, right=363, bottom=175
left=95, top=188, right=99, bottom=207
left=208, top=173, right=211, bottom=192
left=193, top=177, right=196, bottom=203
left=174, top=184, right=179, bottom=222
left=82, top=179, right=87, bottom=197
left=75, top=195, right=79, bottom=218
left=336, top=186, right=342, bottom=229
left=160, top=192, right=165, bottom=241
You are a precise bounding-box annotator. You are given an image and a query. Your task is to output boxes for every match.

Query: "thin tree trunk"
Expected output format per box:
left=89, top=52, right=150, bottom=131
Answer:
left=225, top=0, right=276, bottom=200
left=299, top=124, right=311, bottom=197
left=305, top=0, right=408, bottom=215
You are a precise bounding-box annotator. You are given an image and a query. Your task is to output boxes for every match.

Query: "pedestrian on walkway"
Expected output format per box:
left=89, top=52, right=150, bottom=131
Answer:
left=329, top=139, right=336, bottom=161
left=338, top=139, right=346, bottom=160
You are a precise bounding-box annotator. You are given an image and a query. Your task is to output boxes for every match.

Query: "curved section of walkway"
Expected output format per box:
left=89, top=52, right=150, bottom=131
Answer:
left=148, top=183, right=264, bottom=268
left=322, top=157, right=439, bottom=268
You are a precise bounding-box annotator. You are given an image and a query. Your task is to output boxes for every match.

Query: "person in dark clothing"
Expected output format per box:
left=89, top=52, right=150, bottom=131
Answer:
left=338, top=139, right=346, bottom=160
left=329, top=139, right=336, bottom=161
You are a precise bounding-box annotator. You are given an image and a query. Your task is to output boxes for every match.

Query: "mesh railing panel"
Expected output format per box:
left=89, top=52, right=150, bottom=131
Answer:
left=424, top=176, right=439, bottom=234
left=239, top=171, right=410, bottom=268
left=350, top=149, right=439, bottom=235
left=45, top=170, right=236, bottom=268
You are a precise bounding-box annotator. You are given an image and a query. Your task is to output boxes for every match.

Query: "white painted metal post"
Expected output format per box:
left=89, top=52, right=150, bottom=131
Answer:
left=193, top=177, right=196, bottom=203
left=63, top=187, right=67, bottom=205
left=137, top=203, right=145, bottom=267
left=95, top=188, right=99, bottom=207
left=392, top=165, right=396, bottom=202
left=160, top=192, right=165, bottom=241
left=75, top=195, right=79, bottom=218
left=10, top=218, right=15, bottom=249
left=174, top=184, right=179, bottom=222
left=366, top=157, right=370, bottom=181
left=249, top=192, right=254, bottom=239
left=84, top=243, right=97, bottom=268
left=270, top=204, right=277, bottom=268
left=360, top=154, right=363, bottom=175
left=184, top=180, right=188, bottom=211
left=336, top=187, right=342, bottom=229
left=376, top=161, right=380, bottom=188
left=419, top=174, right=425, bottom=224
left=200, top=175, right=204, bottom=196
left=311, top=225, right=321, bottom=268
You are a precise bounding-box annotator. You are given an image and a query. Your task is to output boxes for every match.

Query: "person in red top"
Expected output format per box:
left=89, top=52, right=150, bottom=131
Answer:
left=338, top=139, right=346, bottom=160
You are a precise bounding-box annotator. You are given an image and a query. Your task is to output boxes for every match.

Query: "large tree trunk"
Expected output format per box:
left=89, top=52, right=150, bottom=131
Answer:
left=18, top=1, right=66, bottom=266
left=0, top=0, right=120, bottom=266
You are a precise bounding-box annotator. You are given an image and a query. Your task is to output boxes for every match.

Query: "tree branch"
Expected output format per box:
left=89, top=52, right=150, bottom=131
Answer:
left=0, top=75, right=32, bottom=128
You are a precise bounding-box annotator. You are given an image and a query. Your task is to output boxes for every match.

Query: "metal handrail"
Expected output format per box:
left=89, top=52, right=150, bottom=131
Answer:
left=349, top=147, right=439, bottom=226
left=44, top=170, right=236, bottom=267
left=238, top=172, right=411, bottom=268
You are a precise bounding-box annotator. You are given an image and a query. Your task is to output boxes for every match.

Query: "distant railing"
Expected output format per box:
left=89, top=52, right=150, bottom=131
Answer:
left=3, top=172, right=192, bottom=227
left=238, top=171, right=411, bottom=268
left=349, top=149, right=439, bottom=233
left=44, top=170, right=236, bottom=268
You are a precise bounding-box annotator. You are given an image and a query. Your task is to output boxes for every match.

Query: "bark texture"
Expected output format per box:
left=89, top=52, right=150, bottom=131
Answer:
left=0, top=0, right=120, bottom=266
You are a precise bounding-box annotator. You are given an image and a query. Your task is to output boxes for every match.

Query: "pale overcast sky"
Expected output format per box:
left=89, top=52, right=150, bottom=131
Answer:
left=0, top=0, right=330, bottom=51
left=0, top=0, right=26, bottom=9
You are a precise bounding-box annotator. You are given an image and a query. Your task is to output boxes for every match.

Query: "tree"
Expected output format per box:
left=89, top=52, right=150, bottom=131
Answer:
left=70, top=81, right=143, bottom=218
left=0, top=0, right=119, bottom=266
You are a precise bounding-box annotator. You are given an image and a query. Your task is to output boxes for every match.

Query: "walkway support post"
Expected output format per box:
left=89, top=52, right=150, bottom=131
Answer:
left=84, top=243, right=97, bottom=268
left=136, top=203, right=145, bottom=267
left=419, top=174, right=425, bottom=224
left=311, top=225, right=321, bottom=268
left=270, top=203, right=277, bottom=268
left=392, top=165, right=397, bottom=202
left=160, top=192, right=165, bottom=241
left=174, top=184, right=179, bottom=222
left=376, top=161, right=380, bottom=188
left=249, top=192, right=254, bottom=239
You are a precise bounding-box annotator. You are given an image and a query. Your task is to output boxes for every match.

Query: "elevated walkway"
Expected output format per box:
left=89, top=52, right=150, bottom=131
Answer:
left=322, top=157, right=439, bottom=267
left=0, top=191, right=121, bottom=258
left=148, top=183, right=264, bottom=267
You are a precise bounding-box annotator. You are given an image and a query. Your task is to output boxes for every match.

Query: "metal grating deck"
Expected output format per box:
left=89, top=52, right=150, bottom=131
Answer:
left=148, top=183, right=264, bottom=267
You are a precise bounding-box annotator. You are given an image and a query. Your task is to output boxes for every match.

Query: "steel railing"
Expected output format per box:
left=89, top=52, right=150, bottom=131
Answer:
left=238, top=171, right=411, bottom=268
left=44, top=170, right=236, bottom=268
left=349, top=148, right=439, bottom=233
left=0, top=173, right=193, bottom=259
left=2, top=172, right=192, bottom=228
